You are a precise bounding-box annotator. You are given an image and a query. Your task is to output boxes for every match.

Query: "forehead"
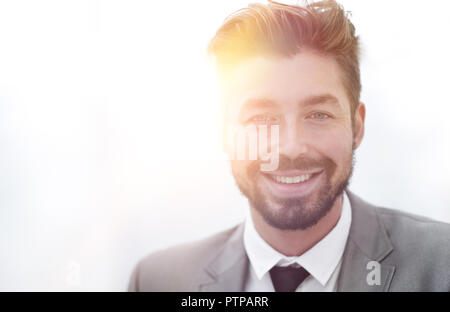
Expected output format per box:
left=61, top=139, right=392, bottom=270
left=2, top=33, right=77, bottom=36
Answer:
left=219, top=50, right=349, bottom=114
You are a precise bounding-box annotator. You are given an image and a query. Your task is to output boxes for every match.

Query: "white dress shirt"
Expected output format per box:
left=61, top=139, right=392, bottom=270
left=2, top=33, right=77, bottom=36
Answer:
left=243, top=191, right=352, bottom=292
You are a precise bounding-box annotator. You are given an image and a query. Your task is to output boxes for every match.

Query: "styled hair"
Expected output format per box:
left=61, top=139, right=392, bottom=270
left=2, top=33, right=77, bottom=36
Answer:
left=208, top=0, right=361, bottom=115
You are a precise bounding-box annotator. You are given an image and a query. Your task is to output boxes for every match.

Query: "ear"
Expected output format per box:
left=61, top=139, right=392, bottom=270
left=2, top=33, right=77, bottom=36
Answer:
left=222, top=122, right=232, bottom=156
left=352, top=102, right=366, bottom=150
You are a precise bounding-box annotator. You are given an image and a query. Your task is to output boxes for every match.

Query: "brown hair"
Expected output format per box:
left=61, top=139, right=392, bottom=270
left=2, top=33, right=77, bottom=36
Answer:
left=208, top=0, right=361, bottom=115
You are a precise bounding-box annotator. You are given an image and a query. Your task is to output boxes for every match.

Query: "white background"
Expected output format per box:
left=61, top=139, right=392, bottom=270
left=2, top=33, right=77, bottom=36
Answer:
left=1, top=0, right=449, bottom=291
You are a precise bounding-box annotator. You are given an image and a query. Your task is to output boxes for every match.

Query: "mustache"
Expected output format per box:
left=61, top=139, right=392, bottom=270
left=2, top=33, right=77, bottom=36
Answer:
left=247, top=154, right=336, bottom=176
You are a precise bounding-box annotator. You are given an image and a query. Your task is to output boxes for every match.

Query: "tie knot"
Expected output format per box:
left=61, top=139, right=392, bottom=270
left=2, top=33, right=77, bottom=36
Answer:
left=269, top=265, right=310, bottom=292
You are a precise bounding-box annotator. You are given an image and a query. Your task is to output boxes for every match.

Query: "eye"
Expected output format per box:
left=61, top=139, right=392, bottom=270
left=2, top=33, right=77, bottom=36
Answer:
left=247, top=115, right=279, bottom=125
left=309, top=112, right=331, bottom=120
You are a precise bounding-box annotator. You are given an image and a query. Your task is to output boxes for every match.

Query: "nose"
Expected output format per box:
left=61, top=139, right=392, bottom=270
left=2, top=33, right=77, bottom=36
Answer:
left=278, top=118, right=309, bottom=160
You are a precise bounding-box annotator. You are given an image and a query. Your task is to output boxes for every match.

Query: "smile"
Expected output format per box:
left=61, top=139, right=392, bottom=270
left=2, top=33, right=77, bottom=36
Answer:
left=272, top=174, right=312, bottom=184
left=261, top=170, right=323, bottom=198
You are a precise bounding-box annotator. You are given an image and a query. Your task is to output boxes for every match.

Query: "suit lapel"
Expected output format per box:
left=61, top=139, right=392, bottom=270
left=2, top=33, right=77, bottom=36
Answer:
left=198, top=223, right=249, bottom=291
left=337, top=191, right=396, bottom=291
left=196, top=190, right=397, bottom=292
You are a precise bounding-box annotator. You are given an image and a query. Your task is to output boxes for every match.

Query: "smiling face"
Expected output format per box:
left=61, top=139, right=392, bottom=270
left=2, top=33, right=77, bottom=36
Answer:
left=222, top=50, right=365, bottom=230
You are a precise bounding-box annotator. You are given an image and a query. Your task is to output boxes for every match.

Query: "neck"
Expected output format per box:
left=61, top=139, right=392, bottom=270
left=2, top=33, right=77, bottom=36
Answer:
left=250, top=194, right=343, bottom=257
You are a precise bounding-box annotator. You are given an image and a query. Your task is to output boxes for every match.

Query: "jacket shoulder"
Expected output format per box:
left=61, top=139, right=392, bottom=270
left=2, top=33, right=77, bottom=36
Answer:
left=128, top=224, right=241, bottom=291
left=375, top=206, right=450, bottom=290
left=375, top=206, right=450, bottom=239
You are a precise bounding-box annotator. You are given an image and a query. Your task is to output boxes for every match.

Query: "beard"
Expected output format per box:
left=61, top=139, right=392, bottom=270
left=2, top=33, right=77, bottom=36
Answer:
left=232, top=152, right=354, bottom=231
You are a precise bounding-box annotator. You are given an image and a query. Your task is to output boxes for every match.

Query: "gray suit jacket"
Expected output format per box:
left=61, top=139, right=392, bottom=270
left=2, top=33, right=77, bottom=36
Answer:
left=128, top=191, right=450, bottom=291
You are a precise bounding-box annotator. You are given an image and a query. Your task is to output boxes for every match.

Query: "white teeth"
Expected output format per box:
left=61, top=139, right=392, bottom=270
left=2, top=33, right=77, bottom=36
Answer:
left=274, top=174, right=312, bottom=184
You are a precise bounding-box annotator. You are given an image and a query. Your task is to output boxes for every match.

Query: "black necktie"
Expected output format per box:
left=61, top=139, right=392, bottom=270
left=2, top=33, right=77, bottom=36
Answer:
left=269, top=265, right=310, bottom=292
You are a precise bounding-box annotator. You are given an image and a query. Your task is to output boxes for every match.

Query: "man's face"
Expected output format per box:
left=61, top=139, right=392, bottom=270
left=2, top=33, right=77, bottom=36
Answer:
left=222, top=50, right=364, bottom=230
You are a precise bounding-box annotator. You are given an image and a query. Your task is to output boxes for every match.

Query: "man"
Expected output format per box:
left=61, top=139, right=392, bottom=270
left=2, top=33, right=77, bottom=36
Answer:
left=128, top=0, right=450, bottom=291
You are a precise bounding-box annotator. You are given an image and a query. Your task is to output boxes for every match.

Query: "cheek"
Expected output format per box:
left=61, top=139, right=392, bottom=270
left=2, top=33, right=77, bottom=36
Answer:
left=231, top=159, right=253, bottom=179
left=310, top=126, right=354, bottom=169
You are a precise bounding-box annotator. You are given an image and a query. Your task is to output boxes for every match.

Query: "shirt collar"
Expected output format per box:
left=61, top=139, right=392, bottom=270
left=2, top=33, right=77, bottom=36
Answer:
left=243, top=191, right=352, bottom=286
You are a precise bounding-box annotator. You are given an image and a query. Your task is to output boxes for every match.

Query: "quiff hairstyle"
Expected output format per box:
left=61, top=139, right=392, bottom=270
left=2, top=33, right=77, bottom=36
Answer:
left=208, top=0, right=361, bottom=116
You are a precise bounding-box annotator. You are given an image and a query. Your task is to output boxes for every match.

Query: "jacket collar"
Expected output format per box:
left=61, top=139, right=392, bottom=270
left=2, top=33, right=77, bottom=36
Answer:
left=197, top=222, right=249, bottom=291
left=198, top=189, right=396, bottom=291
left=336, top=190, right=395, bottom=291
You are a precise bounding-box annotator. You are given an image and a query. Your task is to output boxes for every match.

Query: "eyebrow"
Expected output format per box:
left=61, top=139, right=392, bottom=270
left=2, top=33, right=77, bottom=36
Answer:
left=239, top=94, right=340, bottom=113
left=239, top=98, right=275, bottom=112
left=301, top=94, right=340, bottom=107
